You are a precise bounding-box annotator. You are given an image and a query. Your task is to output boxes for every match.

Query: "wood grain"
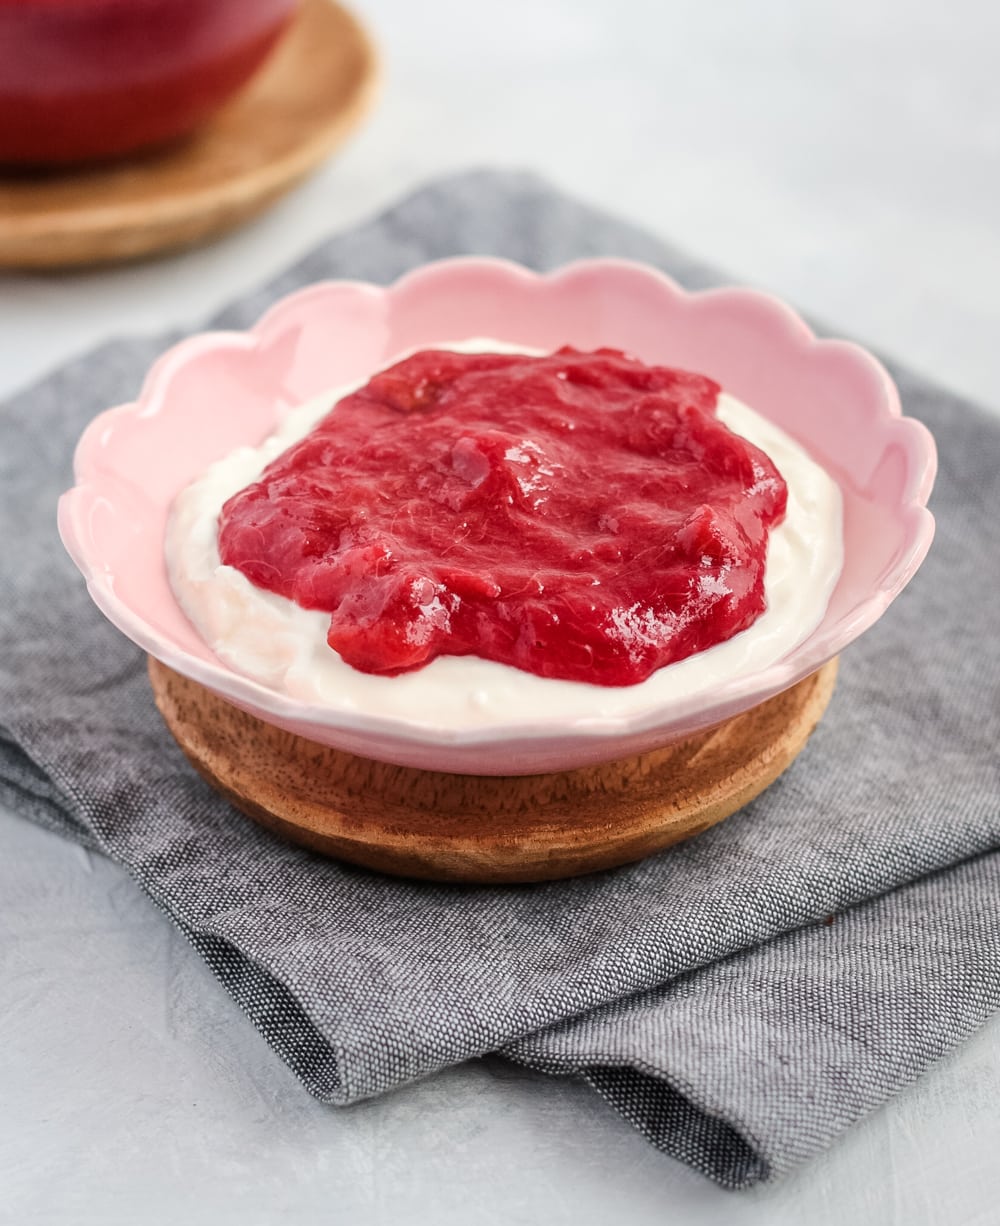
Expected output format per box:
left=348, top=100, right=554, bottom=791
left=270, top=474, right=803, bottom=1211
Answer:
left=0, top=0, right=379, bottom=269
left=149, top=656, right=838, bottom=883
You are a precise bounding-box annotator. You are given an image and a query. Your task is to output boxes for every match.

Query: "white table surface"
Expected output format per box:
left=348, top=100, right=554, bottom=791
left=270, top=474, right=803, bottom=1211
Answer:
left=2, top=1, right=998, bottom=1221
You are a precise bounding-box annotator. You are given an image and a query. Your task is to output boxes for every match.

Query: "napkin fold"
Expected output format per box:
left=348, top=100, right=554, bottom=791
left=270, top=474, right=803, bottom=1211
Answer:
left=1, top=170, right=998, bottom=1188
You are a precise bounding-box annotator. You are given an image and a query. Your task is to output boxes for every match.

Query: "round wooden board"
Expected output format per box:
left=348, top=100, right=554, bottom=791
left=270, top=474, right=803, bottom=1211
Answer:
left=149, top=656, right=838, bottom=884
left=0, top=0, right=378, bottom=269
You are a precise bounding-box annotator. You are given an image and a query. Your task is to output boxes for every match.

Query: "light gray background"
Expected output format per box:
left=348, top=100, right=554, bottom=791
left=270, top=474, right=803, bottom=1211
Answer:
left=2, top=1, right=998, bottom=1221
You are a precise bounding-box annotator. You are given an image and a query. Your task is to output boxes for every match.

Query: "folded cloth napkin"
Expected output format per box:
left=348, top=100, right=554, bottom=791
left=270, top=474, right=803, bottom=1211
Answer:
left=1, top=171, right=998, bottom=1189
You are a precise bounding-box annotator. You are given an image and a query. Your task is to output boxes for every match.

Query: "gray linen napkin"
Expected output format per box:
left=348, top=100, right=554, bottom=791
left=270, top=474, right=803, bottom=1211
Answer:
left=1, top=170, right=998, bottom=1189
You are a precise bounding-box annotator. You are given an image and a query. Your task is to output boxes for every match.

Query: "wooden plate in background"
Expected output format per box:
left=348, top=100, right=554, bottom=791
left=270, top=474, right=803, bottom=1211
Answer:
left=0, top=0, right=379, bottom=269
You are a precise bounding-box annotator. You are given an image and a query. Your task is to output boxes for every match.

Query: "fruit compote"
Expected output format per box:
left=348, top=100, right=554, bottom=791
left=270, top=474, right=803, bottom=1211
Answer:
left=218, top=347, right=787, bottom=685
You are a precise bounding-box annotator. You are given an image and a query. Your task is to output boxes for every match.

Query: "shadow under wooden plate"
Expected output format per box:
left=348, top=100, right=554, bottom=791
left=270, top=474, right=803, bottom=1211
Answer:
left=149, top=656, right=839, bottom=884
left=0, top=0, right=378, bottom=269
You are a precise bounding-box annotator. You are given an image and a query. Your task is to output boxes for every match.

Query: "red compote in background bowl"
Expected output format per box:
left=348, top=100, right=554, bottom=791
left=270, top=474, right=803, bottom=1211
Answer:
left=0, top=0, right=299, bottom=165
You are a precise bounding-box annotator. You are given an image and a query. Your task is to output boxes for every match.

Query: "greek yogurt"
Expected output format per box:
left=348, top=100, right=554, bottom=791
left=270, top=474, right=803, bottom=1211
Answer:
left=166, top=340, right=843, bottom=730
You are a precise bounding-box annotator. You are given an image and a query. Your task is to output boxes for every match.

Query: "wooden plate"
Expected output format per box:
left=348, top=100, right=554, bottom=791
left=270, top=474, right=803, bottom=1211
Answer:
left=0, top=0, right=378, bottom=269
left=149, top=656, right=838, bottom=884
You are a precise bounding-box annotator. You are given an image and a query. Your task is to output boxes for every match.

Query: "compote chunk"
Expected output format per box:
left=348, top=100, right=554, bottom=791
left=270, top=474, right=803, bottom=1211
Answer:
left=218, top=347, right=788, bottom=685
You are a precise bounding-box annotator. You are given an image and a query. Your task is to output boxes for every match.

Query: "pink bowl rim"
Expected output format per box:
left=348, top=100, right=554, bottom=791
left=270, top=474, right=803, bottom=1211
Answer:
left=58, top=255, right=938, bottom=760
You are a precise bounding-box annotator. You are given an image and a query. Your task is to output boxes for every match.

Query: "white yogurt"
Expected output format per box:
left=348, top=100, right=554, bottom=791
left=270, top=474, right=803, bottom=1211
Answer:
left=166, top=340, right=843, bottom=729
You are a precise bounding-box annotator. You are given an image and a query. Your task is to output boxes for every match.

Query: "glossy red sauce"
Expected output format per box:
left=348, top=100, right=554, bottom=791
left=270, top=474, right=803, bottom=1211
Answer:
left=219, top=348, right=788, bottom=685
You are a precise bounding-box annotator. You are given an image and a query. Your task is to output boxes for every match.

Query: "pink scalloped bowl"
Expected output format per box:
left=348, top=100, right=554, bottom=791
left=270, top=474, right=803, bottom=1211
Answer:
left=58, top=258, right=936, bottom=774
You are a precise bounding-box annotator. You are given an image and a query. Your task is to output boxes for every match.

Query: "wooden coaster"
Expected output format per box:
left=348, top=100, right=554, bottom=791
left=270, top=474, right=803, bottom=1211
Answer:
left=149, top=656, right=838, bottom=884
left=0, top=0, right=378, bottom=269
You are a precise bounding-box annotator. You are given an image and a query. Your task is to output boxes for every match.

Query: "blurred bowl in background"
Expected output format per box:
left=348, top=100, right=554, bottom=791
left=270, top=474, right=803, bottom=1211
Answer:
left=0, top=0, right=300, bottom=166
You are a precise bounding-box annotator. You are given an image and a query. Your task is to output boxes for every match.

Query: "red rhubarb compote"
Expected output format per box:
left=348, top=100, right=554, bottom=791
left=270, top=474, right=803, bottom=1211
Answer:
left=218, top=347, right=788, bottom=685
